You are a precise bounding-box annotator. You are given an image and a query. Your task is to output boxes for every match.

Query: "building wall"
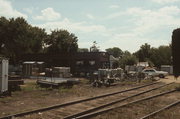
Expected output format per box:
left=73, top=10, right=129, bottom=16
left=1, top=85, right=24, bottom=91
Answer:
left=161, top=65, right=173, bottom=74
left=20, top=52, right=110, bottom=76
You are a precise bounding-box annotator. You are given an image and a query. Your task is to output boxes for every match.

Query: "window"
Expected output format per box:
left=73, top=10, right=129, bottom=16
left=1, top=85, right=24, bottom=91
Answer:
left=144, top=69, right=155, bottom=73
left=89, top=61, right=95, bottom=65
left=76, top=61, right=84, bottom=65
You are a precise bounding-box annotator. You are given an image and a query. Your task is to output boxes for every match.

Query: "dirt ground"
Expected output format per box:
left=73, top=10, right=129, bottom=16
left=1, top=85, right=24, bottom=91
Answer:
left=159, top=75, right=180, bottom=84
left=0, top=76, right=179, bottom=118
left=92, top=91, right=180, bottom=119
left=0, top=78, right=150, bottom=117
left=92, top=76, right=180, bottom=119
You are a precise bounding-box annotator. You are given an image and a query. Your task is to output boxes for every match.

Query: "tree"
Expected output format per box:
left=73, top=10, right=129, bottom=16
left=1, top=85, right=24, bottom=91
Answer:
left=106, top=47, right=123, bottom=58
left=0, top=17, right=47, bottom=64
left=149, top=45, right=171, bottom=68
left=134, top=43, right=151, bottom=62
left=45, top=29, right=78, bottom=53
left=28, top=26, right=47, bottom=53
left=1, top=17, right=32, bottom=63
left=0, top=17, right=9, bottom=53
left=119, top=51, right=138, bottom=68
left=90, top=41, right=100, bottom=52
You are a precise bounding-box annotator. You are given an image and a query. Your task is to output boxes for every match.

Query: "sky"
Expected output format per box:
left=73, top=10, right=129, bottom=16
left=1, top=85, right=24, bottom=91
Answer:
left=0, top=0, right=180, bottom=52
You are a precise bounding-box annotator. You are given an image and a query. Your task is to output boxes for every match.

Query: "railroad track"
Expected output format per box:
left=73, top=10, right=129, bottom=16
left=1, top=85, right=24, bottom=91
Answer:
left=0, top=82, right=176, bottom=119
left=65, top=84, right=177, bottom=119
left=74, top=86, right=179, bottom=119
left=139, top=100, right=180, bottom=119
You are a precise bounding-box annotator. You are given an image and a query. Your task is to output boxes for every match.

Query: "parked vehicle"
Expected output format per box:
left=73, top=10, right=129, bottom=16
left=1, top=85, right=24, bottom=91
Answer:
left=142, top=68, right=168, bottom=78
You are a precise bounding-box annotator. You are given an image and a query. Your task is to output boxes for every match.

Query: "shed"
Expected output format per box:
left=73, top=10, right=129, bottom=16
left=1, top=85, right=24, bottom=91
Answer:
left=161, top=65, right=173, bottom=75
left=22, top=61, right=45, bottom=77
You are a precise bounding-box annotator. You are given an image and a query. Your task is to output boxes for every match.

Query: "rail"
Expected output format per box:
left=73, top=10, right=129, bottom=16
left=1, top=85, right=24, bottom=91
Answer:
left=0, top=82, right=159, bottom=119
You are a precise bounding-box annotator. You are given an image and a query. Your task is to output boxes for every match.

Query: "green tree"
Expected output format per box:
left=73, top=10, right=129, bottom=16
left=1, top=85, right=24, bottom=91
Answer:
left=90, top=41, right=100, bottom=52
left=29, top=26, right=47, bottom=53
left=134, top=43, right=151, bottom=62
left=119, top=51, right=138, bottom=68
left=45, top=29, right=78, bottom=53
left=0, top=17, right=47, bottom=63
left=106, top=47, right=123, bottom=58
left=1, top=17, right=32, bottom=63
left=149, top=45, right=171, bottom=68
left=0, top=17, right=9, bottom=53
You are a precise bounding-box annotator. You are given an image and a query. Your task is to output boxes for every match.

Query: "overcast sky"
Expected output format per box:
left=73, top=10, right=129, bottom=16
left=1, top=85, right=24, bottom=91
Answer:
left=0, top=0, right=180, bottom=52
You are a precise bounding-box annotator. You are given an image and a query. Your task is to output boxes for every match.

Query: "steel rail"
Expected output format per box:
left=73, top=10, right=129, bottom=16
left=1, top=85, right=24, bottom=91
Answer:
left=74, top=89, right=177, bottom=119
left=139, top=100, right=180, bottom=119
left=64, top=82, right=174, bottom=119
left=0, top=82, right=159, bottom=119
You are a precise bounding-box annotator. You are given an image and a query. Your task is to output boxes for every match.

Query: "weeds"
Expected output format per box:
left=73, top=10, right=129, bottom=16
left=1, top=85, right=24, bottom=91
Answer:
left=58, top=86, right=72, bottom=93
left=21, top=82, right=38, bottom=91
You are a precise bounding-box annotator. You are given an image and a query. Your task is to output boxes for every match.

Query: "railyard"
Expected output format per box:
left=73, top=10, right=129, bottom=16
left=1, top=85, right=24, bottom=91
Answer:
left=1, top=1, right=180, bottom=119
left=0, top=76, right=179, bottom=119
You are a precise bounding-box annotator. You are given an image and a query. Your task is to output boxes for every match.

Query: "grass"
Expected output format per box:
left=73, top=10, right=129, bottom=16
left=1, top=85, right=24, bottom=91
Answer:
left=21, top=82, right=38, bottom=91
left=0, top=96, right=14, bottom=102
left=80, top=78, right=90, bottom=84
left=58, top=86, right=73, bottom=93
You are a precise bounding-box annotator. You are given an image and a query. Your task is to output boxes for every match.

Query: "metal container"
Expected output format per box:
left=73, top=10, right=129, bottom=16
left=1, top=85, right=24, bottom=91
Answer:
left=0, top=59, right=8, bottom=93
left=52, top=67, right=71, bottom=78
left=22, top=61, right=35, bottom=77
left=98, top=69, right=108, bottom=76
left=22, top=61, right=44, bottom=77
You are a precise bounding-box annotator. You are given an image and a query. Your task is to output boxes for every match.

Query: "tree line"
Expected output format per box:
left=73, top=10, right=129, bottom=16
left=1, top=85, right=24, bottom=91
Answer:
left=0, top=17, right=78, bottom=64
left=0, top=17, right=172, bottom=68
left=106, top=43, right=172, bottom=69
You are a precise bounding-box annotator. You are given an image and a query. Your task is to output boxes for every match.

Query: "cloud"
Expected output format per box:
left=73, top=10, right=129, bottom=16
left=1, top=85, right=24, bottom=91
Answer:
left=0, top=0, right=27, bottom=19
left=34, top=17, right=110, bottom=50
left=128, top=6, right=180, bottom=48
left=106, top=12, right=124, bottom=19
left=102, top=6, right=180, bottom=52
left=151, top=0, right=180, bottom=4
left=23, top=7, right=35, bottom=14
left=109, top=5, right=119, bottom=9
left=106, top=6, right=180, bottom=33
left=126, top=6, right=180, bottom=34
left=33, top=7, right=61, bottom=21
left=101, top=34, right=142, bottom=52
left=86, top=14, right=94, bottom=19
left=35, top=5, right=180, bottom=52
left=35, top=18, right=107, bottom=34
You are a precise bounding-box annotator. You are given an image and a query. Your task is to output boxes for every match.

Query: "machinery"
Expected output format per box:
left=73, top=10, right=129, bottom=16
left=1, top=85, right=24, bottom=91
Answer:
left=91, top=68, right=123, bottom=87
